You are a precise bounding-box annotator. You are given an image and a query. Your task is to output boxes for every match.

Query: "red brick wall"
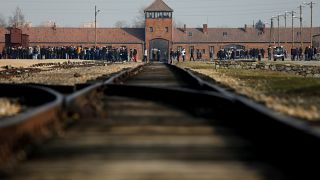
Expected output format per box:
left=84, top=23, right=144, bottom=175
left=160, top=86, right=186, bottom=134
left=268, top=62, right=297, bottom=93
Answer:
left=145, top=17, right=173, bottom=59
left=0, top=28, right=7, bottom=52
left=1, top=26, right=316, bottom=59
left=172, top=42, right=311, bottom=60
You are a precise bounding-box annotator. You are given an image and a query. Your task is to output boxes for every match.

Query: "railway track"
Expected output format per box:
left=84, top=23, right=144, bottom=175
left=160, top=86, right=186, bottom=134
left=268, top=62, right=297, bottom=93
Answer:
left=1, top=62, right=320, bottom=179
left=0, top=84, right=63, bottom=173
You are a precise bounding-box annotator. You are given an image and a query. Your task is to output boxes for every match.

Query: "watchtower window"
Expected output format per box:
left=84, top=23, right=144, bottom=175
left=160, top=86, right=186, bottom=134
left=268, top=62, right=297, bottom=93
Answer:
left=150, top=27, right=153, bottom=32
left=163, top=12, right=169, bottom=18
left=146, top=11, right=172, bottom=19
left=146, top=12, right=155, bottom=19
left=159, top=12, right=163, bottom=18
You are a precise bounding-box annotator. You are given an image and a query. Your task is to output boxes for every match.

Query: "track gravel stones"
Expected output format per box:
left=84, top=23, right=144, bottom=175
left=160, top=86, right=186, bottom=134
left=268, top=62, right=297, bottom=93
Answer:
left=0, top=60, right=143, bottom=85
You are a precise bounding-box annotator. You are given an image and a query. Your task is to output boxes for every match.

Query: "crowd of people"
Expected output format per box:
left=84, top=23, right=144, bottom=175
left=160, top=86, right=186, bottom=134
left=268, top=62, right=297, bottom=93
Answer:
left=214, top=46, right=318, bottom=61
left=0, top=45, right=318, bottom=62
left=0, top=46, right=139, bottom=62
left=169, top=48, right=208, bottom=62
left=217, top=48, right=266, bottom=60
left=290, top=46, right=318, bottom=61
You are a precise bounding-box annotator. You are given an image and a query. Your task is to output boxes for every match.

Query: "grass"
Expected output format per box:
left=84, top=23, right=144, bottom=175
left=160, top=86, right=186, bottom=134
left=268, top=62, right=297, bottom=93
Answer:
left=176, top=61, right=320, bottom=121
left=216, top=68, right=320, bottom=96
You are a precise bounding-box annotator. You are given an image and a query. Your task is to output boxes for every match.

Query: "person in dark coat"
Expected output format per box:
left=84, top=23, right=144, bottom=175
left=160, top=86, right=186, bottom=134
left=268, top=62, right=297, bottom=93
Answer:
left=190, top=48, right=195, bottom=61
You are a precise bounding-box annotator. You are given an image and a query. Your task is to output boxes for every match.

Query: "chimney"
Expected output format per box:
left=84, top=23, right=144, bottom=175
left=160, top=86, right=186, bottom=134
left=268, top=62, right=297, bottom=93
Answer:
left=244, top=24, right=247, bottom=32
left=203, top=24, right=208, bottom=34
left=183, top=24, right=187, bottom=33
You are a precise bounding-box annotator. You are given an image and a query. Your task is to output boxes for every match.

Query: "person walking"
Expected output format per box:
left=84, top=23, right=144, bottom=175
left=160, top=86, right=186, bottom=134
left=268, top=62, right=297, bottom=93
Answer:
left=144, top=49, right=148, bottom=62
left=190, top=48, right=195, bottom=61
left=181, top=48, right=186, bottom=61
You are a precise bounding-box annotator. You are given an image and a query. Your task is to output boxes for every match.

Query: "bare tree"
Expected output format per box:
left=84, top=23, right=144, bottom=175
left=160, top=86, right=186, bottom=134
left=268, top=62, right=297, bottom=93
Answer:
left=131, top=7, right=145, bottom=28
left=8, top=6, right=26, bottom=28
left=0, top=14, right=7, bottom=27
left=114, top=20, right=129, bottom=28
left=173, top=19, right=184, bottom=28
left=255, top=20, right=265, bottom=31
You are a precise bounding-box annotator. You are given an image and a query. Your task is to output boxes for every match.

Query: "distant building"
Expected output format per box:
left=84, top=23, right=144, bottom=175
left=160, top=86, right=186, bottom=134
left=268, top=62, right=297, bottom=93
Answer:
left=0, top=0, right=319, bottom=60
left=80, top=22, right=99, bottom=28
left=40, top=21, right=56, bottom=27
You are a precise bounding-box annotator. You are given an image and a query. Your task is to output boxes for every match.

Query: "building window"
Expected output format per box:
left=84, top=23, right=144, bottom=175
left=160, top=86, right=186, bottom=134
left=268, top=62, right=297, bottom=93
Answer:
left=165, top=27, right=169, bottom=32
left=150, top=27, right=153, bottom=32
left=202, top=49, right=206, bottom=54
left=159, top=12, right=163, bottom=18
left=209, top=46, right=214, bottom=53
left=188, top=32, right=193, bottom=36
left=163, top=12, right=169, bottom=18
left=209, top=46, right=214, bottom=58
left=146, top=11, right=172, bottom=19
left=177, top=46, right=182, bottom=51
left=223, top=32, right=228, bottom=37
left=297, top=32, right=301, bottom=36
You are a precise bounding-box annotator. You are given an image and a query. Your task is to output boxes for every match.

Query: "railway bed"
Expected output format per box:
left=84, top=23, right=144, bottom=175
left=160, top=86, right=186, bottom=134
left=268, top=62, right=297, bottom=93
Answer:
left=1, top=62, right=320, bottom=179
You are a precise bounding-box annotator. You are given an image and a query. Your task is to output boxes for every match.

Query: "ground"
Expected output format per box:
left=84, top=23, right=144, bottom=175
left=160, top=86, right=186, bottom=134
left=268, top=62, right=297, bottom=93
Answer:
left=0, top=59, right=143, bottom=85
left=1, top=59, right=320, bottom=121
left=176, top=61, right=320, bottom=121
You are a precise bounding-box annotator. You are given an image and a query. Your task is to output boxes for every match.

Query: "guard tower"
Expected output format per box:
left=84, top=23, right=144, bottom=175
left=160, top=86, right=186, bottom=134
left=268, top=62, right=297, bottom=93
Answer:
left=144, top=0, right=173, bottom=61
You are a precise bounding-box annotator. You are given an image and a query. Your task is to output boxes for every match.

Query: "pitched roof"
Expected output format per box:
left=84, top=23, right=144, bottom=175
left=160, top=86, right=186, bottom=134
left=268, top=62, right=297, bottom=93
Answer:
left=19, top=27, right=145, bottom=44
left=173, top=27, right=320, bottom=43
left=144, top=0, right=173, bottom=12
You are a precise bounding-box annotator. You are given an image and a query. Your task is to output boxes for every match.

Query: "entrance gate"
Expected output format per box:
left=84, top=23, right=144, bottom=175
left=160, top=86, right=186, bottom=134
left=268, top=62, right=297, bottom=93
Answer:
left=149, top=39, right=169, bottom=61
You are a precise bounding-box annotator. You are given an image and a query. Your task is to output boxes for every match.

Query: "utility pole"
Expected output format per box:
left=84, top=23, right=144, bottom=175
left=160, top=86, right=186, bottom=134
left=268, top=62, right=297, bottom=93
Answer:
left=310, top=2, right=313, bottom=47
left=288, top=11, right=296, bottom=48
left=277, top=15, right=280, bottom=46
left=269, top=18, right=273, bottom=46
left=304, top=2, right=316, bottom=47
left=271, top=16, right=277, bottom=45
left=94, top=5, right=100, bottom=48
left=284, top=11, right=288, bottom=46
left=299, top=5, right=303, bottom=48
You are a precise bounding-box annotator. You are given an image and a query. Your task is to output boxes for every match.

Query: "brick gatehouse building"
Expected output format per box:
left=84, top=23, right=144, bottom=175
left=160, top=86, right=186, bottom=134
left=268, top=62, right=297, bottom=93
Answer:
left=0, top=0, right=319, bottom=60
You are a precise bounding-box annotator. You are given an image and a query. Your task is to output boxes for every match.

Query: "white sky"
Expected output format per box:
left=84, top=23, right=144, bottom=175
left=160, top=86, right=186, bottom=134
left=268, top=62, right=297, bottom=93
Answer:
left=0, top=0, right=319, bottom=28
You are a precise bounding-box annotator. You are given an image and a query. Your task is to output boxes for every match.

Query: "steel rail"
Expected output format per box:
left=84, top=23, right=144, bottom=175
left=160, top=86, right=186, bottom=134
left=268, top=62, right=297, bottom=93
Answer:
left=0, top=84, right=63, bottom=172
left=0, top=84, right=63, bottom=128
left=102, top=62, right=320, bottom=178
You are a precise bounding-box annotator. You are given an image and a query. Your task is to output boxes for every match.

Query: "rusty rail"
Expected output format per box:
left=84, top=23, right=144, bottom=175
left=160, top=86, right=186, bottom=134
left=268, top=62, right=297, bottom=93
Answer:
left=0, top=84, right=63, bottom=172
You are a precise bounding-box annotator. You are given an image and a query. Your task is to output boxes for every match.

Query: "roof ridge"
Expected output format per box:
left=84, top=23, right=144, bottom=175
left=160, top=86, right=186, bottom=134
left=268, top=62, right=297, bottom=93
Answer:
left=144, top=0, right=173, bottom=12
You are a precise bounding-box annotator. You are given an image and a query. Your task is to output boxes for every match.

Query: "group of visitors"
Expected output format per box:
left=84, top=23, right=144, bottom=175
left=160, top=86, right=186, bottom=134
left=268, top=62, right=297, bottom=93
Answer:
left=290, top=46, right=318, bottom=61
left=217, top=48, right=266, bottom=60
left=0, top=46, right=139, bottom=62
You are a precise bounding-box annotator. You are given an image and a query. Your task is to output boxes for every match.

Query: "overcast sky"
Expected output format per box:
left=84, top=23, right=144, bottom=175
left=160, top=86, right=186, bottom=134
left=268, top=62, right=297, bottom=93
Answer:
left=0, top=0, right=319, bottom=28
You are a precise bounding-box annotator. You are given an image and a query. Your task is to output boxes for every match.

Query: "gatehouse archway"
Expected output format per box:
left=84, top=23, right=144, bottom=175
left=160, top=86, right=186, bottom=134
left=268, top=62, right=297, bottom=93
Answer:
left=149, top=38, right=169, bottom=61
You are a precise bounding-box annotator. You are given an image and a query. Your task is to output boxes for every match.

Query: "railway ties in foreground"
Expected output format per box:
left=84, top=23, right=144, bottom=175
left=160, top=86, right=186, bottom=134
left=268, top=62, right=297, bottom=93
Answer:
left=2, top=62, right=320, bottom=179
